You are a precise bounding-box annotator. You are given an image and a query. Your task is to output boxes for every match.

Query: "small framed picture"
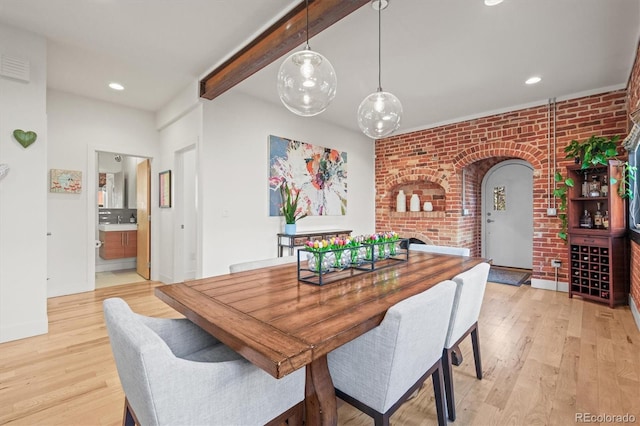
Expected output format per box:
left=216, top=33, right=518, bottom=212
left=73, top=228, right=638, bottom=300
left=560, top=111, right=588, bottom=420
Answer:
left=50, top=169, right=82, bottom=193
left=159, top=170, right=171, bottom=208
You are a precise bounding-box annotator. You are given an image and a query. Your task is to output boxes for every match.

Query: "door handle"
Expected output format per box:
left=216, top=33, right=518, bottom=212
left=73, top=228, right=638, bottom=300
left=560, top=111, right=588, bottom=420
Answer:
left=487, top=219, right=495, bottom=223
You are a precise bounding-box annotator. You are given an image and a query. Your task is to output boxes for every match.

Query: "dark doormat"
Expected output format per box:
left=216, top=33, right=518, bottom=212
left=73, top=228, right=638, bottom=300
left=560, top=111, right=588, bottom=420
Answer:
left=488, top=266, right=531, bottom=286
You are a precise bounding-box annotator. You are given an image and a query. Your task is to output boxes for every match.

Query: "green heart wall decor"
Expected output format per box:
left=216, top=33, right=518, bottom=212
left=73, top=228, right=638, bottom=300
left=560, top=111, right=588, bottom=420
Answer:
left=13, top=129, right=38, bottom=148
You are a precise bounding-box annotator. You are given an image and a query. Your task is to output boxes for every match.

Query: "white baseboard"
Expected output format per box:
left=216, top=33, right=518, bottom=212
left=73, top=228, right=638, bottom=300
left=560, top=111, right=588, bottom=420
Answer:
left=159, top=273, right=174, bottom=284
left=95, top=259, right=136, bottom=272
left=531, top=278, right=568, bottom=293
left=630, top=295, right=640, bottom=332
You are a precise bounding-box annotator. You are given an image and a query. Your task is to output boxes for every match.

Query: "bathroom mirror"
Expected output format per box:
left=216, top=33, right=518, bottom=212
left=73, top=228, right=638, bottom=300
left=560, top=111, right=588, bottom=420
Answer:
left=98, top=171, right=124, bottom=208
left=97, top=152, right=139, bottom=208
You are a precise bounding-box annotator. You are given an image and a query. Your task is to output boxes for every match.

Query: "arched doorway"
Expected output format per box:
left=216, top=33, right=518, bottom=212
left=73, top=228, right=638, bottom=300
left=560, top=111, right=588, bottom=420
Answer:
left=481, top=159, right=533, bottom=268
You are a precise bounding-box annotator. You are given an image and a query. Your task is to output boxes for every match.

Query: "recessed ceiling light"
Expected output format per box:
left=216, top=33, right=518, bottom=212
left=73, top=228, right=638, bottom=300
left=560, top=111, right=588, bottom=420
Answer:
left=108, top=82, right=124, bottom=91
left=484, top=0, right=504, bottom=6
left=525, top=76, right=542, bottom=85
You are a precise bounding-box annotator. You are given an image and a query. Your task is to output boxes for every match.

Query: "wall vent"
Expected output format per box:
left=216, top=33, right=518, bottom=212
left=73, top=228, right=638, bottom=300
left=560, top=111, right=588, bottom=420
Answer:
left=0, top=54, right=30, bottom=82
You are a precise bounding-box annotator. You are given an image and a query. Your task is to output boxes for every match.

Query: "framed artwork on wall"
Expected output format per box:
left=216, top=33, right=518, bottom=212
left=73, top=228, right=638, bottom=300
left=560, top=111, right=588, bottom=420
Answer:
left=268, top=135, right=347, bottom=217
left=159, top=170, right=171, bottom=208
left=50, top=169, right=82, bottom=193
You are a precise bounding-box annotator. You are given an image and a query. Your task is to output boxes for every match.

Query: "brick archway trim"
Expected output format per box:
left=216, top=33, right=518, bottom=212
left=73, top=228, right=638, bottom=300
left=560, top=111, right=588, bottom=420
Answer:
left=452, top=141, right=545, bottom=171
left=383, top=168, right=450, bottom=195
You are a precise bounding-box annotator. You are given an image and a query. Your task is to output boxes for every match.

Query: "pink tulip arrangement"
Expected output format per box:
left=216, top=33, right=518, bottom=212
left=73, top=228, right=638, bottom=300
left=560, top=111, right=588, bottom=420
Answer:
left=297, top=232, right=407, bottom=285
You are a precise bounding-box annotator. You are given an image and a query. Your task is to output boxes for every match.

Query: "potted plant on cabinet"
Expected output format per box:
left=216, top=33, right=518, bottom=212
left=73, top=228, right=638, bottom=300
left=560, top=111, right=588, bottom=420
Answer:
left=280, top=182, right=307, bottom=235
left=554, top=134, right=636, bottom=240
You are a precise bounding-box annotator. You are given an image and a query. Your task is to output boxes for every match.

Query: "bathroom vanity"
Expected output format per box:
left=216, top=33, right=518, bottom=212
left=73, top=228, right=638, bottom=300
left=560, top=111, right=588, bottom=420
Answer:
left=98, top=224, right=137, bottom=260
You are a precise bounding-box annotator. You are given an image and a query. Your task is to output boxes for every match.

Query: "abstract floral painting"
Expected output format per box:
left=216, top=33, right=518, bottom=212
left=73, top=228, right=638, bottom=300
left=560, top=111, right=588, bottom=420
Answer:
left=269, top=135, right=347, bottom=216
left=50, top=169, right=82, bottom=193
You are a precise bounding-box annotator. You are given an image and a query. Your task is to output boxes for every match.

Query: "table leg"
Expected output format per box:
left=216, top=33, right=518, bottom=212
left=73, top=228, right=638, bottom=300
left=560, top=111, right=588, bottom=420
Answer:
left=305, top=355, right=337, bottom=426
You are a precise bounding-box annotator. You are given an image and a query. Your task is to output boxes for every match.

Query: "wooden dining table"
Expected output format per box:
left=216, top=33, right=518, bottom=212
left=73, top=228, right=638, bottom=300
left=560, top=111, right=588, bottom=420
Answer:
left=155, top=251, right=487, bottom=426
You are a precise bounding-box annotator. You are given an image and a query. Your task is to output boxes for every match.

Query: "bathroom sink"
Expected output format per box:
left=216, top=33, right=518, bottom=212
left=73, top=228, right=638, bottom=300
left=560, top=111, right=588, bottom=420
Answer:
left=98, top=223, right=137, bottom=232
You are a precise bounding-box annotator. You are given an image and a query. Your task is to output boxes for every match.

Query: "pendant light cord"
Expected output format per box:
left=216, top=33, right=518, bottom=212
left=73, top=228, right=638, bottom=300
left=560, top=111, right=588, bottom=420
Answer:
left=377, top=3, right=382, bottom=91
left=305, top=0, right=310, bottom=50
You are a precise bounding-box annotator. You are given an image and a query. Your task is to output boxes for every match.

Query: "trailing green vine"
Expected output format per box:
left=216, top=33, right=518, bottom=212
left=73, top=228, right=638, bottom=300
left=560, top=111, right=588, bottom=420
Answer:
left=613, top=161, right=637, bottom=199
left=553, top=171, right=574, bottom=241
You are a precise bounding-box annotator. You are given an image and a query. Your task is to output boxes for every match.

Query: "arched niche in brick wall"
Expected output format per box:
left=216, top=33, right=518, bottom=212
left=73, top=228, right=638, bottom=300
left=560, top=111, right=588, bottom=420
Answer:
left=392, top=181, right=446, bottom=212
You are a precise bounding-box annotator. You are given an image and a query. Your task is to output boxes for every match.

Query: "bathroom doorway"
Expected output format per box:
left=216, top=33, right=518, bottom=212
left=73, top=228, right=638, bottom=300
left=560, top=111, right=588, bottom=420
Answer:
left=95, top=152, right=151, bottom=288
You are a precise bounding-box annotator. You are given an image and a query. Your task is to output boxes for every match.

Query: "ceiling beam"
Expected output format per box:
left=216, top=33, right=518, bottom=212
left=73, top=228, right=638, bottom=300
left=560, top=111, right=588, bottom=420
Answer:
left=199, top=0, right=369, bottom=101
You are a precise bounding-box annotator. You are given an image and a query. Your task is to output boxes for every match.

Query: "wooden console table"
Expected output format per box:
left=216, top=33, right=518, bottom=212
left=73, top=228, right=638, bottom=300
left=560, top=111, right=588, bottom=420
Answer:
left=277, top=229, right=352, bottom=257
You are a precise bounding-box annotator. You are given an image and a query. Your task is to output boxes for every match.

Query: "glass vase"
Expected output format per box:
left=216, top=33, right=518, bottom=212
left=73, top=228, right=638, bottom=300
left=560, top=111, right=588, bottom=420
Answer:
left=332, top=249, right=349, bottom=270
left=350, top=247, right=363, bottom=266
left=388, top=241, right=398, bottom=256
left=307, top=252, right=329, bottom=273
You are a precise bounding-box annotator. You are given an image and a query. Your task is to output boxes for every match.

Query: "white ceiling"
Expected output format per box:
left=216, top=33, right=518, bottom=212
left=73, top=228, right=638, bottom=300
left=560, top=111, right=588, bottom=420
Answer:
left=1, top=0, right=639, bottom=134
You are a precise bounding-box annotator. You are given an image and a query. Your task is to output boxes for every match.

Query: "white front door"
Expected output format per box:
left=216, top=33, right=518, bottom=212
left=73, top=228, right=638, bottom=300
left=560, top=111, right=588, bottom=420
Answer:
left=482, top=160, right=533, bottom=269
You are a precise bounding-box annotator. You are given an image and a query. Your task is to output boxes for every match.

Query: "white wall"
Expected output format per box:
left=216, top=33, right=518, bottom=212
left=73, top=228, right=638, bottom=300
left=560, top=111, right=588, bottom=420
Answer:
left=0, top=25, right=48, bottom=342
left=47, top=90, right=159, bottom=297
left=156, top=80, right=199, bottom=130
left=156, top=103, right=202, bottom=283
left=199, top=90, right=376, bottom=277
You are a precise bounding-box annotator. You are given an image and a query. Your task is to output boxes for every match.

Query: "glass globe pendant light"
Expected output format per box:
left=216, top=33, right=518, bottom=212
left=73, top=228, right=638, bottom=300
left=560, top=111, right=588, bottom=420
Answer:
left=357, top=0, right=402, bottom=139
left=277, top=0, right=337, bottom=117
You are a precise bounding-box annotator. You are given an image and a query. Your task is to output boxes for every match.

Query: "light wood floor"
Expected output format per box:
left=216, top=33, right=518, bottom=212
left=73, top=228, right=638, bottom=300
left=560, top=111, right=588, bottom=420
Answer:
left=95, top=269, right=148, bottom=289
left=1, top=281, right=639, bottom=425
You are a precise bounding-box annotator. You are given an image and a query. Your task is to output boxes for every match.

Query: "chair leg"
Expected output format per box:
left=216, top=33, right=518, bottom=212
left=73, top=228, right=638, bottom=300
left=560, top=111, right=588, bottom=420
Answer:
left=450, top=344, right=463, bottom=366
left=431, top=361, right=447, bottom=426
left=373, top=412, right=390, bottom=426
left=442, top=348, right=456, bottom=421
left=123, top=398, right=136, bottom=426
left=471, top=325, right=483, bottom=380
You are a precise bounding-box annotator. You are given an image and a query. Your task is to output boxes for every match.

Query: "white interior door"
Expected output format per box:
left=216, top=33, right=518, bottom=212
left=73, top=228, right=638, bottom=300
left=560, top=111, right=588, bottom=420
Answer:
left=175, top=146, right=197, bottom=281
left=482, top=160, right=533, bottom=269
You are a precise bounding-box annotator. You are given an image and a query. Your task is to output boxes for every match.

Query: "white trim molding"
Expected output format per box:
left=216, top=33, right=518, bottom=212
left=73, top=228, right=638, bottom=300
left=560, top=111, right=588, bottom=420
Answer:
left=630, top=295, right=640, bottom=332
left=531, top=278, right=568, bottom=293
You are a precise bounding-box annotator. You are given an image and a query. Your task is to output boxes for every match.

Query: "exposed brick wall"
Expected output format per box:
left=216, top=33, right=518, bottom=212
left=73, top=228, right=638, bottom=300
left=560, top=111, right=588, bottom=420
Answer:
left=375, top=91, right=628, bottom=282
left=627, top=39, right=640, bottom=312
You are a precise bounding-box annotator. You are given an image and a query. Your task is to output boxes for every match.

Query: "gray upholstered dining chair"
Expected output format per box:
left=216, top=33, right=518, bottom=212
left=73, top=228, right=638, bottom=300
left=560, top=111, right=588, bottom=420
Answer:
left=409, top=243, right=471, bottom=257
left=229, top=255, right=297, bottom=273
left=327, top=280, right=457, bottom=426
left=441, top=261, right=491, bottom=421
left=103, top=297, right=305, bottom=426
